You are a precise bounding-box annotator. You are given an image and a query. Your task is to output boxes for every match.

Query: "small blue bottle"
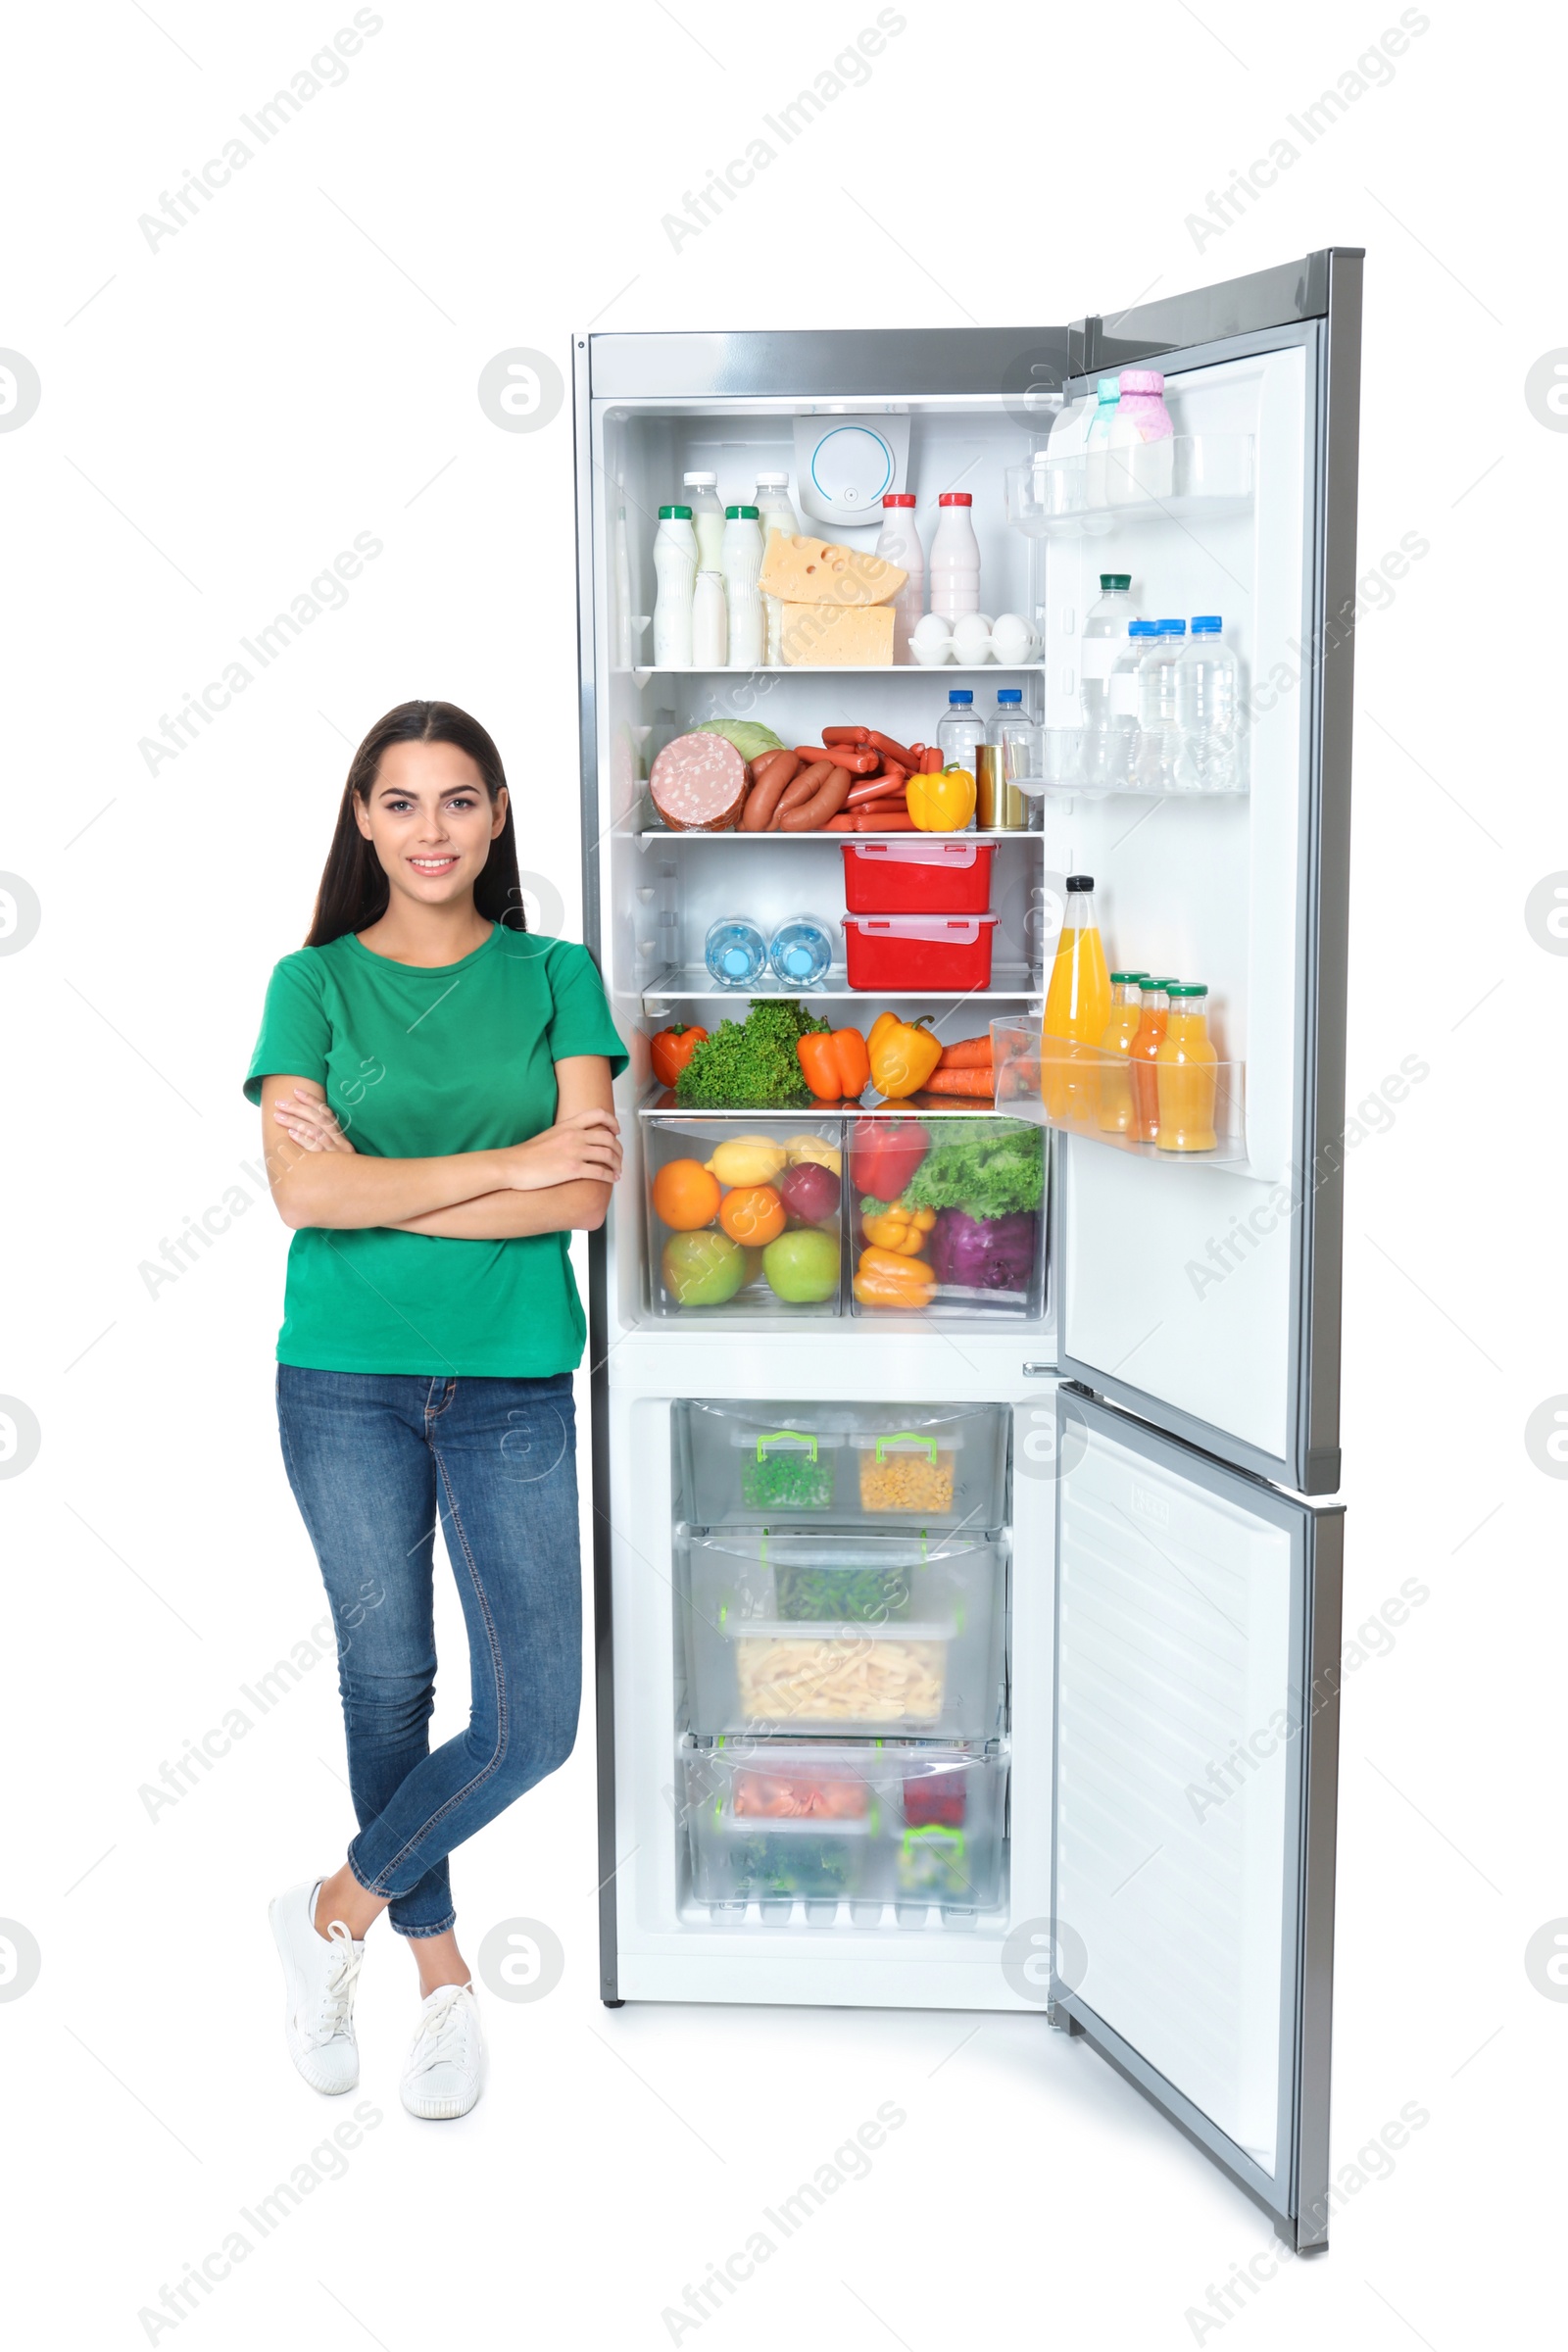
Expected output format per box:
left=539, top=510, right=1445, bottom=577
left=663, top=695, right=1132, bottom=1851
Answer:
left=704, top=915, right=767, bottom=990
left=767, top=913, right=834, bottom=990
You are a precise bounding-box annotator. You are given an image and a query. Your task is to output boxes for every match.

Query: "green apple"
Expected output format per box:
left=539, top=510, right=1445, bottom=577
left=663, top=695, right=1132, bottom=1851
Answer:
left=761, top=1227, right=840, bottom=1304
left=662, top=1229, right=746, bottom=1308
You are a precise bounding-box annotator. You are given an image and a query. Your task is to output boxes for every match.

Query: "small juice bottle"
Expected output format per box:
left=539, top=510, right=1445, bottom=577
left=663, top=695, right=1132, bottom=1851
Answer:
left=1097, top=972, right=1147, bottom=1134
left=1155, top=983, right=1219, bottom=1152
left=1041, top=875, right=1113, bottom=1125
left=1129, top=978, right=1174, bottom=1142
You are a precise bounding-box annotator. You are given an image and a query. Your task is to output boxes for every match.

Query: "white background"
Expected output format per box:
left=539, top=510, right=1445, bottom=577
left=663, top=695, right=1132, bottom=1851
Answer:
left=1, top=2, right=1557, bottom=2344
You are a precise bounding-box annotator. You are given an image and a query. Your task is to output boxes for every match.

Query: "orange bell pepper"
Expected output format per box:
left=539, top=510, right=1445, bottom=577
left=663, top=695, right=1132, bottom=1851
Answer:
left=860, top=1202, right=938, bottom=1253
left=797, top=1025, right=871, bottom=1102
left=867, top=1010, right=943, bottom=1100
left=853, top=1245, right=937, bottom=1309
left=906, top=763, right=977, bottom=833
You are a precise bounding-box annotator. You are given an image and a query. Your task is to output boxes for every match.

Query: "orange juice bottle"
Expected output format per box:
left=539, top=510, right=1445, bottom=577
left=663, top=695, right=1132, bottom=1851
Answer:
left=1096, top=972, right=1147, bottom=1133
left=1129, top=978, right=1174, bottom=1142
left=1155, top=983, right=1219, bottom=1151
left=1041, top=875, right=1112, bottom=1125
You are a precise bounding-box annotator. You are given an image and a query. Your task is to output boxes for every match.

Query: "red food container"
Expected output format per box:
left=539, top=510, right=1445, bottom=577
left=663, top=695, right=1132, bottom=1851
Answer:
left=842, top=913, right=999, bottom=992
left=841, top=838, right=995, bottom=914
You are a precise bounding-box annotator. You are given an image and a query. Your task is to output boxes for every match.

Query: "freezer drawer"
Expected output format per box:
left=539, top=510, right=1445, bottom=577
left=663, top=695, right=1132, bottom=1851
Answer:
left=674, top=1397, right=1010, bottom=1532
left=680, top=1530, right=1006, bottom=1739
left=680, top=1740, right=1008, bottom=1920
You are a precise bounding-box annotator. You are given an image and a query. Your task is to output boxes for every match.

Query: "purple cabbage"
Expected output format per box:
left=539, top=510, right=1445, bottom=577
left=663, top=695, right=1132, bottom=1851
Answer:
left=929, top=1207, right=1039, bottom=1294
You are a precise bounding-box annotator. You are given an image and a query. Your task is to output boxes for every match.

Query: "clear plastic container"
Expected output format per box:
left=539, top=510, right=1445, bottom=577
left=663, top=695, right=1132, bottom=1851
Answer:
left=679, top=1740, right=1008, bottom=1916
left=849, top=1115, right=1046, bottom=1320
left=1135, top=619, right=1186, bottom=790
left=767, top=912, right=834, bottom=989
left=682, top=1529, right=1005, bottom=1737
left=1081, top=573, right=1142, bottom=731
left=703, top=914, right=766, bottom=989
left=672, top=1398, right=1008, bottom=1530
left=646, top=1118, right=845, bottom=1319
left=1173, top=615, right=1243, bottom=793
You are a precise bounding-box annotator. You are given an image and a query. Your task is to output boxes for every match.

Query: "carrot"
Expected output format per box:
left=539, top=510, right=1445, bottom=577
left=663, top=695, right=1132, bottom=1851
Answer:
left=936, top=1035, right=993, bottom=1069
left=919, top=1065, right=997, bottom=1097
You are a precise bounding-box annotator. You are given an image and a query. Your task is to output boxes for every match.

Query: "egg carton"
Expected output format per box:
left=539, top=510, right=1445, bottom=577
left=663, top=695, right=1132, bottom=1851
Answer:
left=908, top=612, right=1040, bottom=666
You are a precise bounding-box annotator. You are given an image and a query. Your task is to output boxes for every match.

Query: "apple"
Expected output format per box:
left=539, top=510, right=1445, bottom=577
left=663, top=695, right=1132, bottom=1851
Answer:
left=662, top=1229, right=746, bottom=1308
left=776, top=1158, right=841, bottom=1227
left=761, top=1227, right=841, bottom=1304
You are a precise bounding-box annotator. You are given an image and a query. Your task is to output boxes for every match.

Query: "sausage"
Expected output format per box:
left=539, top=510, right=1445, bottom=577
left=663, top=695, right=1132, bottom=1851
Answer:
left=823, top=812, right=857, bottom=831
left=772, top=760, right=837, bottom=821
left=741, top=753, right=800, bottom=832
left=794, top=744, right=880, bottom=774
left=845, top=770, right=908, bottom=808
left=866, top=730, right=916, bottom=768
left=822, top=725, right=870, bottom=746
left=750, top=749, right=800, bottom=794
left=649, top=731, right=749, bottom=830
left=922, top=746, right=944, bottom=772
left=780, top=768, right=853, bottom=830
left=853, top=808, right=915, bottom=830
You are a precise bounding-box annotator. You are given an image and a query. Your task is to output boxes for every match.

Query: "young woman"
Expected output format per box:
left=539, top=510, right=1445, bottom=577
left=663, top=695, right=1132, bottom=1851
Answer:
left=246, top=699, right=625, bottom=2121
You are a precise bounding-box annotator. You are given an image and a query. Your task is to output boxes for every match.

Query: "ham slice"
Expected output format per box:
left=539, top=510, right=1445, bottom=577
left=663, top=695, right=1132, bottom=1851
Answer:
left=649, top=731, right=748, bottom=831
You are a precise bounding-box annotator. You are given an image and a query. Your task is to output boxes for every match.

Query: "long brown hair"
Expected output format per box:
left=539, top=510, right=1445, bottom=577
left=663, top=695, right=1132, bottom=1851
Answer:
left=306, top=700, right=524, bottom=947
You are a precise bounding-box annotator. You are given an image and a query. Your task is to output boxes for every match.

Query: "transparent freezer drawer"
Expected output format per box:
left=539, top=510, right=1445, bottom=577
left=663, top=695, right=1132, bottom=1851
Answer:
left=674, top=1398, right=1009, bottom=1531
left=646, top=1117, right=846, bottom=1319
left=681, top=1531, right=1006, bottom=1738
left=679, top=1741, right=1009, bottom=1916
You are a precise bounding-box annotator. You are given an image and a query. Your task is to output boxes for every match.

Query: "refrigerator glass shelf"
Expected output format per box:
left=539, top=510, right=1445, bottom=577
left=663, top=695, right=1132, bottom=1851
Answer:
left=634, top=829, right=1046, bottom=845
left=641, top=962, right=1041, bottom=1004
left=1003, top=433, right=1254, bottom=539
left=638, top=1088, right=1021, bottom=1119
left=623, top=663, right=1046, bottom=680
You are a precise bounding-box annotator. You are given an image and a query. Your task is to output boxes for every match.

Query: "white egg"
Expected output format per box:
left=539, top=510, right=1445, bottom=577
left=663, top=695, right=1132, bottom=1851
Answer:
left=991, top=612, right=1034, bottom=663
left=910, top=612, right=952, bottom=645
left=951, top=615, right=994, bottom=664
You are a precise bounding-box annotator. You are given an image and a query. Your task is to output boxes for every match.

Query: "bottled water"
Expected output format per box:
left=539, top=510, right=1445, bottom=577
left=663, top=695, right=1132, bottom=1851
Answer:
left=1081, top=572, right=1142, bottom=733
left=767, top=913, right=835, bottom=989
left=1136, top=618, right=1186, bottom=790
left=1174, top=615, right=1241, bottom=792
left=705, top=915, right=766, bottom=989
left=981, top=688, right=1038, bottom=829
left=1095, top=619, right=1154, bottom=788
left=936, top=688, right=988, bottom=790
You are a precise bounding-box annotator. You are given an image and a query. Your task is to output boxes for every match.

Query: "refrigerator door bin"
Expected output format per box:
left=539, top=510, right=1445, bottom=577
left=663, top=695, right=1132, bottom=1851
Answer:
left=673, top=1398, right=1009, bottom=1532
left=992, top=1021, right=1249, bottom=1167
left=681, top=1530, right=1005, bottom=1738
left=842, top=839, right=996, bottom=914
left=1004, top=432, right=1254, bottom=537
left=646, top=1115, right=846, bottom=1318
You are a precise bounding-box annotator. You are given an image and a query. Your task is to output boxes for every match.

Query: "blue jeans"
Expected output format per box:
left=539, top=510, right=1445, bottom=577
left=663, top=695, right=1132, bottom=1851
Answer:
left=276, top=1368, right=582, bottom=1937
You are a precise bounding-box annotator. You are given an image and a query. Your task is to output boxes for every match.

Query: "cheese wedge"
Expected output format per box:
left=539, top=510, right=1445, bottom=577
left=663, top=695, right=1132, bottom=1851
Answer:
left=760, top=530, right=906, bottom=608
left=781, top=601, right=896, bottom=666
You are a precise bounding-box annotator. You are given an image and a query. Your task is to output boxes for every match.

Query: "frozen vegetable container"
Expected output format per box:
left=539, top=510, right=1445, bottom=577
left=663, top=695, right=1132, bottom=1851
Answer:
left=682, top=1741, right=882, bottom=1908
left=672, top=1399, right=1008, bottom=1531
left=680, top=1530, right=1006, bottom=1739
left=892, top=1747, right=1009, bottom=1911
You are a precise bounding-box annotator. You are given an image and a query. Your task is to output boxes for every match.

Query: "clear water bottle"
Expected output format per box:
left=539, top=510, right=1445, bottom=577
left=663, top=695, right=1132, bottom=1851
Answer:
left=1093, top=619, right=1154, bottom=788
left=936, top=688, right=988, bottom=790
left=1174, top=614, right=1242, bottom=792
left=1081, top=572, right=1142, bottom=733
left=767, top=913, right=835, bottom=989
left=1136, top=618, right=1186, bottom=790
left=705, top=914, right=766, bottom=990
left=980, top=688, right=1038, bottom=830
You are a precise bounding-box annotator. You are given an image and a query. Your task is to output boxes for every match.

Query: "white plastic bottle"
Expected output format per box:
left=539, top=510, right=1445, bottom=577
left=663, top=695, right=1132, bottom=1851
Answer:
left=1174, top=615, right=1241, bottom=791
left=875, top=493, right=925, bottom=662
left=1041, top=386, right=1095, bottom=518
left=652, top=503, right=698, bottom=668
left=683, top=471, right=726, bottom=571
left=720, top=504, right=764, bottom=670
left=754, top=471, right=799, bottom=666
left=1081, top=573, right=1143, bottom=733
left=691, top=568, right=727, bottom=667
left=929, top=492, right=981, bottom=618
left=1136, top=618, right=1186, bottom=789
left=1106, top=368, right=1175, bottom=506
left=1083, top=377, right=1121, bottom=509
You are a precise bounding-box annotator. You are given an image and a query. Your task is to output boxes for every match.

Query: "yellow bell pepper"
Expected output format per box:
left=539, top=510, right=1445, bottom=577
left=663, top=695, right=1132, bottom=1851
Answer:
left=860, top=1202, right=938, bottom=1253
left=907, top=762, right=978, bottom=833
left=867, top=1010, right=943, bottom=1100
left=853, top=1245, right=937, bottom=1309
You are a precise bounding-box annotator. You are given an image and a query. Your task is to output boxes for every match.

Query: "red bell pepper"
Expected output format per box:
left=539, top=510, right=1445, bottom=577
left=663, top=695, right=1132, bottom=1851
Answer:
left=849, top=1116, right=931, bottom=1203
left=649, top=1023, right=708, bottom=1089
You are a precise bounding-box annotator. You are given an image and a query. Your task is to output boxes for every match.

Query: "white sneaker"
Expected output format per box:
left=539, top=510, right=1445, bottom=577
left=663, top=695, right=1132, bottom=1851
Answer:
left=401, top=1981, right=485, bottom=2121
left=269, top=1880, right=364, bottom=2095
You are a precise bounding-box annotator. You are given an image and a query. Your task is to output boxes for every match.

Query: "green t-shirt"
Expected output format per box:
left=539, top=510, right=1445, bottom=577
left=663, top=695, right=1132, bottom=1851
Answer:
left=244, top=926, right=627, bottom=1377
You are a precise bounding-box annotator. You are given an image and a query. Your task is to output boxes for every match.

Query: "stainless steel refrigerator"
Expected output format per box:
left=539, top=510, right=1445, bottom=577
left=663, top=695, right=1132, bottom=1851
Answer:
left=571, top=248, right=1361, bottom=2249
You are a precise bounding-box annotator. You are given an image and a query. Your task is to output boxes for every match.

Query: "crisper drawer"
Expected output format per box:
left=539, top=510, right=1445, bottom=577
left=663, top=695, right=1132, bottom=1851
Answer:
left=680, top=1741, right=1009, bottom=1918
left=646, top=1117, right=846, bottom=1319
left=674, top=1398, right=1010, bottom=1530
left=681, top=1530, right=1006, bottom=1740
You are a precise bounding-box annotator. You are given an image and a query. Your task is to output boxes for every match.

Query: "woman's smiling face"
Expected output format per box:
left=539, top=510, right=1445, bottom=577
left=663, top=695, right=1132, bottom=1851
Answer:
left=355, top=739, right=509, bottom=911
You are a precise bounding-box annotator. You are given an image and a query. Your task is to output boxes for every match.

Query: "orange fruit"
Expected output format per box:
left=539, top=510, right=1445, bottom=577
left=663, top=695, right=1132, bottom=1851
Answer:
left=653, top=1157, right=721, bottom=1230
left=719, top=1184, right=786, bottom=1246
